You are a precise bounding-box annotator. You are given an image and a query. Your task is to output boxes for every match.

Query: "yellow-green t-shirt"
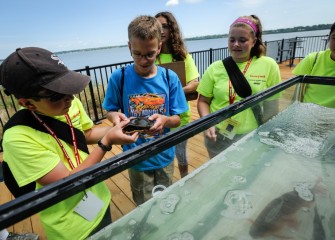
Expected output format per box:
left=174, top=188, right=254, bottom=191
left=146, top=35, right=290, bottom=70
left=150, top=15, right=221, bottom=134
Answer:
left=3, top=97, right=111, bottom=240
left=197, top=56, right=281, bottom=134
left=156, top=53, right=199, bottom=126
left=292, top=49, right=335, bottom=108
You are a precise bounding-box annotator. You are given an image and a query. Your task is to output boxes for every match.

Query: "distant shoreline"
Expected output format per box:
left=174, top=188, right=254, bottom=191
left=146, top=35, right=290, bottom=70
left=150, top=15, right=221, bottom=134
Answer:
left=54, top=23, right=331, bottom=55
left=185, top=23, right=331, bottom=41
left=54, top=44, right=128, bottom=55
left=1, top=24, right=331, bottom=60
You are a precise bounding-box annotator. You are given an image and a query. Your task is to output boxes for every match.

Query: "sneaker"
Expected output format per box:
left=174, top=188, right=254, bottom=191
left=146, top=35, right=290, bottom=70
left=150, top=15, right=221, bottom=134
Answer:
left=6, top=232, right=39, bottom=240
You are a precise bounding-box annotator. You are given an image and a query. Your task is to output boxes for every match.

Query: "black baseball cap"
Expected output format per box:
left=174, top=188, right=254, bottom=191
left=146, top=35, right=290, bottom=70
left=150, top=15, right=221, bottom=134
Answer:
left=0, top=47, right=90, bottom=98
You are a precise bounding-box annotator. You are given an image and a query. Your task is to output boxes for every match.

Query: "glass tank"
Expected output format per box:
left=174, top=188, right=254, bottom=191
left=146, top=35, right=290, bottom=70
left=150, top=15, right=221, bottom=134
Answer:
left=88, top=76, right=335, bottom=240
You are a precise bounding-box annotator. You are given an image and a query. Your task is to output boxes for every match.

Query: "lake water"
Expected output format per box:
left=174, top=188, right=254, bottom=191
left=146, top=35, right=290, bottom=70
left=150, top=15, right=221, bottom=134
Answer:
left=21, top=29, right=333, bottom=70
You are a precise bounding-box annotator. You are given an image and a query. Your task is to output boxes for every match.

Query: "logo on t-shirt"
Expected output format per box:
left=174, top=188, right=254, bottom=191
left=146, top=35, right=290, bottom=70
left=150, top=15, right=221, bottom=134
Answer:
left=128, top=93, right=166, bottom=117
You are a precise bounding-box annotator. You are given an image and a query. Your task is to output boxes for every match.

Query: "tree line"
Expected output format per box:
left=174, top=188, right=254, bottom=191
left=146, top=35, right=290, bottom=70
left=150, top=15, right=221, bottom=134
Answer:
left=186, top=24, right=332, bottom=41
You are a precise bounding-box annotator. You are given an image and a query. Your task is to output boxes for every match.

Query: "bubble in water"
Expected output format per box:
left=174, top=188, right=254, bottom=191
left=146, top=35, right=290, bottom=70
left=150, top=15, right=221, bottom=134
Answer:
left=166, top=233, right=180, bottom=240
left=160, top=194, right=180, bottom=214
left=226, top=161, right=242, bottom=169
left=128, top=219, right=137, bottom=226
left=183, top=190, right=191, bottom=196
left=294, top=182, right=314, bottom=201
left=232, top=175, right=246, bottom=184
left=297, top=189, right=314, bottom=202
left=166, top=231, right=194, bottom=240
left=222, top=190, right=253, bottom=219
left=181, top=232, right=194, bottom=240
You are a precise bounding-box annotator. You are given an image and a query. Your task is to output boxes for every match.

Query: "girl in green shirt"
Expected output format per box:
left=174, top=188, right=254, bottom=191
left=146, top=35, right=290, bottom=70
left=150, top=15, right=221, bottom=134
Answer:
left=292, top=22, right=335, bottom=108
left=155, top=11, right=200, bottom=177
left=197, top=15, right=281, bottom=158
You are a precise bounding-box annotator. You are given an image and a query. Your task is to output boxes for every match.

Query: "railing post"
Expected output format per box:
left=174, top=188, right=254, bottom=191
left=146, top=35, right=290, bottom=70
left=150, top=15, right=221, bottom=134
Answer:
left=324, top=35, right=329, bottom=50
left=209, top=48, right=213, bottom=64
left=290, top=37, right=298, bottom=67
left=85, top=66, right=99, bottom=122
left=279, top=39, right=285, bottom=63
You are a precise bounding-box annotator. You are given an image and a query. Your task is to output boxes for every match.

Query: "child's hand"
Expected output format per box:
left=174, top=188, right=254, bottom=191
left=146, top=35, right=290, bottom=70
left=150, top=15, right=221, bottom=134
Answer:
left=107, top=111, right=129, bottom=126
left=147, top=114, right=167, bottom=135
left=105, top=120, right=139, bottom=145
left=205, top=127, right=217, bottom=142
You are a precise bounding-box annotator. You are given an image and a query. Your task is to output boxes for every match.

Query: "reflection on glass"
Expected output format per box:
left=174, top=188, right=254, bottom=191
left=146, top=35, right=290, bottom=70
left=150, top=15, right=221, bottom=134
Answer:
left=89, top=102, right=335, bottom=240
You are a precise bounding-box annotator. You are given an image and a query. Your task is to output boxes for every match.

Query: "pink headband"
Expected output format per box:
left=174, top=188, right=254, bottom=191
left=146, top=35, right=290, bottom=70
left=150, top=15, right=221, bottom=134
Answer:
left=231, top=17, right=258, bottom=33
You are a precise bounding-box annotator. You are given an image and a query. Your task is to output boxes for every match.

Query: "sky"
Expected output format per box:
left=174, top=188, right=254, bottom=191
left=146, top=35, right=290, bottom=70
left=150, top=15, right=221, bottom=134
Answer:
left=0, top=0, right=333, bottom=59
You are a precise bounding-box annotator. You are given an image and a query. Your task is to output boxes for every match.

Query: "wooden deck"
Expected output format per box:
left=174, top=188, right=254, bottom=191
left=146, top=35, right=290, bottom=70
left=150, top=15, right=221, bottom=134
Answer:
left=0, top=61, right=295, bottom=239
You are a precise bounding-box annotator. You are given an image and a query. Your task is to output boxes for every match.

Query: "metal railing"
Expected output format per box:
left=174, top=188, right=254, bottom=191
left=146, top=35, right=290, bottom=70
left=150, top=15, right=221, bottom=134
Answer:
left=0, top=34, right=329, bottom=139
left=265, top=34, right=329, bottom=66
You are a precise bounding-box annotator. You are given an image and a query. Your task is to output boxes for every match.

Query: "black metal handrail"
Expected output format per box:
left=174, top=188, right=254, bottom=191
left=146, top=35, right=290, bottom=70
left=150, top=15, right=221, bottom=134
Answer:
left=1, top=75, right=334, bottom=229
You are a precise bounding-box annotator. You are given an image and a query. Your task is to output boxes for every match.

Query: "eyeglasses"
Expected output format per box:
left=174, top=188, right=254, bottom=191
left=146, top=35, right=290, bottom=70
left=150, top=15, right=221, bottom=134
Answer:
left=161, top=24, right=170, bottom=31
left=34, top=92, right=68, bottom=102
left=131, top=51, right=157, bottom=60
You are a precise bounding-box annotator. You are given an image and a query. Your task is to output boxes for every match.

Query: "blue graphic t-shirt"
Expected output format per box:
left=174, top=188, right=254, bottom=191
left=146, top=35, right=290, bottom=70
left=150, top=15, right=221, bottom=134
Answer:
left=103, top=64, right=188, bottom=171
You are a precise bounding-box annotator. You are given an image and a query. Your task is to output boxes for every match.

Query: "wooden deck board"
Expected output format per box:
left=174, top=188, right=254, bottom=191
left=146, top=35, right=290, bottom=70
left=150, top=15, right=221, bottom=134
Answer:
left=0, top=62, right=295, bottom=239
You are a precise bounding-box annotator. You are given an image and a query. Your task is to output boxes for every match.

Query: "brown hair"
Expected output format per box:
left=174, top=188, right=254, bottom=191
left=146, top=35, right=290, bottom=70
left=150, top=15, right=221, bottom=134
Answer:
left=329, top=22, right=335, bottom=39
left=128, top=15, right=162, bottom=42
left=155, top=11, right=187, bottom=61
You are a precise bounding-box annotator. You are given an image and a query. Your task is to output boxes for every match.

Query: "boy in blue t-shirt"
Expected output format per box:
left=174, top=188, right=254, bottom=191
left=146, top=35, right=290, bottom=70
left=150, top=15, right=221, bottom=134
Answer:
left=103, top=15, right=188, bottom=205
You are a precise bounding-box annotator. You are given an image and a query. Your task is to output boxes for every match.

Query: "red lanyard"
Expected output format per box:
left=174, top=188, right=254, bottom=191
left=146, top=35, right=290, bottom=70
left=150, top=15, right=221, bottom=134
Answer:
left=228, top=58, right=252, bottom=104
left=31, top=111, right=81, bottom=170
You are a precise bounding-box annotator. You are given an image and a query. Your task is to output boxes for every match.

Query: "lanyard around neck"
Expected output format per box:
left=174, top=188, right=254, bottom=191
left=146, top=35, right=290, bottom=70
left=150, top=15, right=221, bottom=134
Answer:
left=30, top=111, right=81, bottom=170
left=228, top=58, right=252, bottom=104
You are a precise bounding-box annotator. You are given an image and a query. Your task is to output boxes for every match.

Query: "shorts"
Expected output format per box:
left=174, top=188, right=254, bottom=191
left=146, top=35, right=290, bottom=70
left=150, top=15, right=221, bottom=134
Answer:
left=204, top=128, right=245, bottom=159
left=128, top=161, right=174, bottom=205
left=175, top=140, right=188, bottom=166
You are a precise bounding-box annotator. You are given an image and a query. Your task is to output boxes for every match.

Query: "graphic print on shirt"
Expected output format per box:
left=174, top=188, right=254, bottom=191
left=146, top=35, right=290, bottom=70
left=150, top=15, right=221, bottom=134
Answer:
left=128, top=93, right=166, bottom=117
left=127, top=92, right=167, bottom=139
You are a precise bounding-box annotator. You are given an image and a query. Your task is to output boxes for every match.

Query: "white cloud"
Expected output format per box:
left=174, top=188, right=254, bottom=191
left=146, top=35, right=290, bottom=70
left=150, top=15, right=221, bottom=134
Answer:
left=238, top=0, right=266, bottom=8
left=166, top=0, right=179, bottom=6
left=166, top=0, right=204, bottom=6
left=184, top=0, right=204, bottom=3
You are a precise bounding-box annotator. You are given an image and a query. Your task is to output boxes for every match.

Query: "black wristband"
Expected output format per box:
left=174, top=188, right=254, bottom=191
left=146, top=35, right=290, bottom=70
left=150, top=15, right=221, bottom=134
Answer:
left=97, top=140, right=112, bottom=151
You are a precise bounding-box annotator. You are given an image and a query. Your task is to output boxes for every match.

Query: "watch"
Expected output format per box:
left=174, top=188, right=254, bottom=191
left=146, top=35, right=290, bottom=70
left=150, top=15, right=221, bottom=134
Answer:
left=97, top=139, right=112, bottom=151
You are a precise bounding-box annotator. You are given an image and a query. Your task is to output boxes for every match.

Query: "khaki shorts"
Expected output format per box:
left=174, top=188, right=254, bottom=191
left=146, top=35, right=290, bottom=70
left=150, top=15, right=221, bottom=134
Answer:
left=128, top=161, right=174, bottom=205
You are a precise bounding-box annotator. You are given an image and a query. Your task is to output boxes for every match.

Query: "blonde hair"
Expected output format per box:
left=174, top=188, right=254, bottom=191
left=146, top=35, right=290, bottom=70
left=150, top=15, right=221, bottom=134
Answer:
left=128, top=15, right=162, bottom=42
